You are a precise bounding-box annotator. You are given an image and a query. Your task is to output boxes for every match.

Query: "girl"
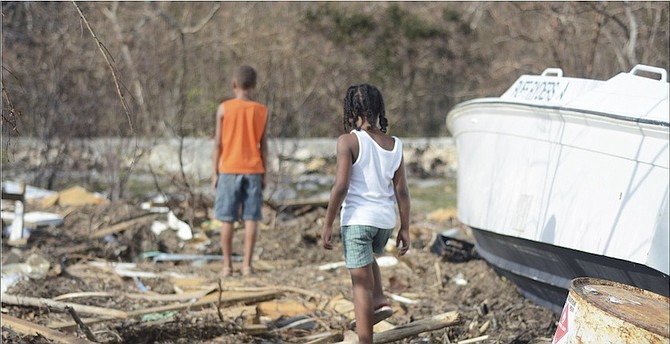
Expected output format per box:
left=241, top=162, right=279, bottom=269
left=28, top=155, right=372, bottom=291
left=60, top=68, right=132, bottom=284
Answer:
left=322, top=84, right=411, bottom=344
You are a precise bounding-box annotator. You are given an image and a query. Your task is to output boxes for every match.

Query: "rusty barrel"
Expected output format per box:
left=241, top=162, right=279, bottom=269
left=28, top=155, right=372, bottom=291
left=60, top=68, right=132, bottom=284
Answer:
left=552, top=277, right=669, bottom=344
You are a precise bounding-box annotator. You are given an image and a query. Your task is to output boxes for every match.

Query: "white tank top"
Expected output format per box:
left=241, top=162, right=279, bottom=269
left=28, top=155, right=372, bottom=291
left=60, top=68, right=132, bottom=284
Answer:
left=340, top=130, right=403, bottom=229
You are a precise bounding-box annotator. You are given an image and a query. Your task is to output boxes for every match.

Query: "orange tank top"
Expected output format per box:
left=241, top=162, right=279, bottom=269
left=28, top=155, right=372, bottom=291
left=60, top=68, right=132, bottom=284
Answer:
left=218, top=99, right=268, bottom=174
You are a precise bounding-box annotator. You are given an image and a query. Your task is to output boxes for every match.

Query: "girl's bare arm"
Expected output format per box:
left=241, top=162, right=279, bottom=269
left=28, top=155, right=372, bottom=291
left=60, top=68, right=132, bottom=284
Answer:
left=322, top=134, right=355, bottom=249
left=393, top=155, right=411, bottom=255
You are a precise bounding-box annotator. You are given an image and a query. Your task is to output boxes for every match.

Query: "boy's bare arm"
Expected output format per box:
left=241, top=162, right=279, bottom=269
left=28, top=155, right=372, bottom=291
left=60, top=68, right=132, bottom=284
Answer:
left=212, top=105, right=224, bottom=189
left=260, top=120, right=268, bottom=189
left=393, top=155, right=411, bottom=255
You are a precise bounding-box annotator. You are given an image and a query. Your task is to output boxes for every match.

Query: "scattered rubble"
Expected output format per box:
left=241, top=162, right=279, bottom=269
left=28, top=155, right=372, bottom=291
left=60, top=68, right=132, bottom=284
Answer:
left=1, top=183, right=557, bottom=343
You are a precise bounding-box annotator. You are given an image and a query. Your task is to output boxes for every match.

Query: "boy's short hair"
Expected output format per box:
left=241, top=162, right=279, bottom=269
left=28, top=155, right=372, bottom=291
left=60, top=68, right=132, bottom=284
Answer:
left=234, top=65, right=257, bottom=90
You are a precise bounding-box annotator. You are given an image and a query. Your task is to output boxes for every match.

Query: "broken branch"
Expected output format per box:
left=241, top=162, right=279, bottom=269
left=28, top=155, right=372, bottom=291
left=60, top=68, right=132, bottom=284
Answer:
left=89, top=213, right=159, bottom=238
left=1, top=314, right=95, bottom=344
left=372, top=311, right=461, bottom=344
left=1, top=294, right=128, bottom=319
left=65, top=306, right=98, bottom=342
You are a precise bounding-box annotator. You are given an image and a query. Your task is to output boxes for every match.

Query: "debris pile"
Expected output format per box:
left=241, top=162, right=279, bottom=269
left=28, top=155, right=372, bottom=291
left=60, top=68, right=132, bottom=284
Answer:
left=1, top=183, right=557, bottom=343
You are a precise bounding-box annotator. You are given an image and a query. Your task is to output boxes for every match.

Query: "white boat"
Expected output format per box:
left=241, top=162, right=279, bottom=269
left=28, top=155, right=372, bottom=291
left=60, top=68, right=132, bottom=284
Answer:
left=446, top=65, right=669, bottom=313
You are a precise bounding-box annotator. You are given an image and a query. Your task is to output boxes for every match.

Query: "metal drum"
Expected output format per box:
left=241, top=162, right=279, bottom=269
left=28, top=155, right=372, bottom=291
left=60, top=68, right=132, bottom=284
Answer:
left=552, top=277, right=669, bottom=344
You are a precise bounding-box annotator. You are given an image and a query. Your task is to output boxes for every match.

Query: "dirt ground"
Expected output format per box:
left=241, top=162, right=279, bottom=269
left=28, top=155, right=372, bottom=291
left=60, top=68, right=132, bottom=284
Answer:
left=1, top=195, right=558, bottom=344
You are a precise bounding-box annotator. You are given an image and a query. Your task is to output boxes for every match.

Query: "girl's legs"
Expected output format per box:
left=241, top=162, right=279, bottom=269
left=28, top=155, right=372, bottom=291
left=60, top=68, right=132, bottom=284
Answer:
left=350, top=264, right=375, bottom=344
left=343, top=225, right=393, bottom=343
left=371, top=258, right=389, bottom=307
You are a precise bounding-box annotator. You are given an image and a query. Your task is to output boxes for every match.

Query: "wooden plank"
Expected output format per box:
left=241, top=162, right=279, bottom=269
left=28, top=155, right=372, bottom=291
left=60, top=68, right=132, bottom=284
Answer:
left=52, top=286, right=217, bottom=303
left=47, top=289, right=281, bottom=330
left=49, top=305, right=259, bottom=331
left=128, top=290, right=280, bottom=317
left=222, top=285, right=326, bottom=301
left=190, top=305, right=257, bottom=319
left=1, top=294, right=127, bottom=319
left=334, top=311, right=460, bottom=344
left=89, top=214, right=159, bottom=239
left=303, top=331, right=341, bottom=344
left=373, top=320, right=395, bottom=333
left=372, top=311, right=460, bottom=344
left=47, top=316, right=124, bottom=331
left=170, top=277, right=212, bottom=290
left=257, top=299, right=314, bottom=319
left=457, top=335, right=490, bottom=344
left=242, top=324, right=268, bottom=335
left=127, top=287, right=218, bottom=302
left=5, top=238, right=28, bottom=247
left=192, top=289, right=282, bottom=308
left=1, top=314, right=95, bottom=344
left=266, top=198, right=329, bottom=211
left=53, top=292, right=115, bottom=301
left=57, top=186, right=108, bottom=206
left=329, top=298, right=355, bottom=316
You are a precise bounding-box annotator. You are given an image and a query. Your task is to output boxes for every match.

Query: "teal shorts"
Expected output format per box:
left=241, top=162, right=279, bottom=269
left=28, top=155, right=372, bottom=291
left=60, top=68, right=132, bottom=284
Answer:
left=341, top=225, right=394, bottom=269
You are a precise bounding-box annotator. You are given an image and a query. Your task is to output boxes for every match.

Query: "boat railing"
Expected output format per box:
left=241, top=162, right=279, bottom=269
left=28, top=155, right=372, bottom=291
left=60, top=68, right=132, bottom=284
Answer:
left=541, top=68, right=563, bottom=78
left=629, top=64, right=667, bottom=82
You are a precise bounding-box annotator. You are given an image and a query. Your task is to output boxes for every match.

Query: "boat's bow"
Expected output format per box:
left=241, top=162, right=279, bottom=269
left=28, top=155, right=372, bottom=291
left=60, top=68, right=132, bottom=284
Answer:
left=446, top=65, right=669, bottom=313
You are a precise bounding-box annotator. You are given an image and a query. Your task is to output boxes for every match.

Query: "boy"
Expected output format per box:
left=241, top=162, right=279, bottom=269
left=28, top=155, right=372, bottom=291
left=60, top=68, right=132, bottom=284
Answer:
left=212, top=65, right=268, bottom=277
left=322, top=84, right=411, bottom=344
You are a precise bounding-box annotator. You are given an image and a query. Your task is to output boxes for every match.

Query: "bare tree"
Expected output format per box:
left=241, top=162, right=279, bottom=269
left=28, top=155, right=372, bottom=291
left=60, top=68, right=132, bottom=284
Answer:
left=1, top=2, right=667, bottom=198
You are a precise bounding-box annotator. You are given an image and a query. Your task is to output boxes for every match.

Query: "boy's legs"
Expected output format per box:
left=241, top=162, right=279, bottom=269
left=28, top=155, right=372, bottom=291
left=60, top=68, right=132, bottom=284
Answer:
left=214, top=174, right=242, bottom=277
left=220, top=221, right=235, bottom=276
left=241, top=174, right=263, bottom=275
left=242, top=220, right=258, bottom=274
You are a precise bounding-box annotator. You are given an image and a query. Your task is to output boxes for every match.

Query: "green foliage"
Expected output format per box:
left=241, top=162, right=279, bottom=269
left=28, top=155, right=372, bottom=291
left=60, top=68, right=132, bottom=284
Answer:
left=387, top=4, right=442, bottom=40
left=408, top=178, right=457, bottom=213
left=301, top=3, right=464, bottom=136
left=442, top=8, right=461, bottom=22
left=186, top=87, right=202, bottom=103
left=303, top=4, right=375, bottom=46
left=2, top=2, right=668, bottom=139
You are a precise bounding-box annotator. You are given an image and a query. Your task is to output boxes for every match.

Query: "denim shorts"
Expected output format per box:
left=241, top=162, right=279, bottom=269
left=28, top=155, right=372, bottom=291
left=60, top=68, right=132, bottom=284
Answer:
left=214, top=173, right=263, bottom=222
left=341, top=225, right=394, bottom=269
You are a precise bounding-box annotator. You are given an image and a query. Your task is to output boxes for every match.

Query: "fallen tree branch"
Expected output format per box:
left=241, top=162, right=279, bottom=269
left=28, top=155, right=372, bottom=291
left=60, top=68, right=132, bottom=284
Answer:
left=89, top=213, right=159, bottom=239
left=457, top=335, right=490, bottom=344
left=53, top=288, right=216, bottom=303
left=47, top=289, right=282, bottom=330
left=65, top=306, right=98, bottom=342
left=267, top=198, right=329, bottom=212
left=373, top=311, right=461, bottom=344
left=1, top=294, right=128, bottom=319
left=217, top=278, right=225, bottom=322
left=303, top=331, right=341, bottom=344
left=222, top=285, right=326, bottom=301
left=53, top=291, right=115, bottom=301
left=1, top=314, right=95, bottom=344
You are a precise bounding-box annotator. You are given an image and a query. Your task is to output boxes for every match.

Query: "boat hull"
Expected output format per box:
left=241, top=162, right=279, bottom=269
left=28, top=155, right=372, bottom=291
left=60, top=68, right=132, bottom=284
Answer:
left=446, top=67, right=670, bottom=313
left=472, top=227, right=670, bottom=314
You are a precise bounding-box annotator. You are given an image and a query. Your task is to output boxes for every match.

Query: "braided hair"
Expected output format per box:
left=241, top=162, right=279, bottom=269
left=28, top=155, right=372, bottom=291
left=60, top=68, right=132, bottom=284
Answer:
left=343, top=84, right=388, bottom=133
